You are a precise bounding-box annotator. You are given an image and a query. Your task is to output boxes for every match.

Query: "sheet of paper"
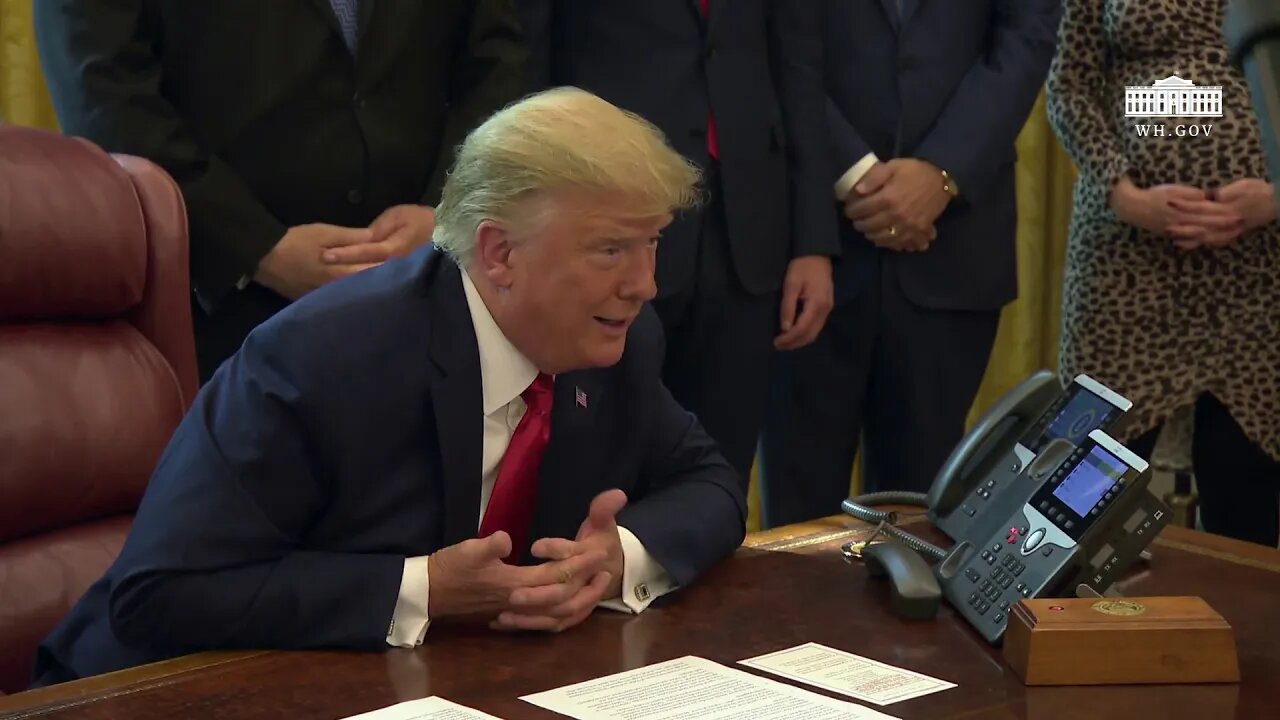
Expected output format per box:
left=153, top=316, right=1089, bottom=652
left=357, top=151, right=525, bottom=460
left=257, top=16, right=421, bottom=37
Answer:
left=739, top=642, right=956, bottom=706
left=342, top=696, right=505, bottom=720
left=520, top=655, right=900, bottom=720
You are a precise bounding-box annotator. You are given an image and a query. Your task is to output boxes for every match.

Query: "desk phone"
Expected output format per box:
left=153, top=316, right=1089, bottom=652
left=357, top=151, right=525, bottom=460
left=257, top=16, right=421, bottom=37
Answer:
left=938, top=429, right=1171, bottom=643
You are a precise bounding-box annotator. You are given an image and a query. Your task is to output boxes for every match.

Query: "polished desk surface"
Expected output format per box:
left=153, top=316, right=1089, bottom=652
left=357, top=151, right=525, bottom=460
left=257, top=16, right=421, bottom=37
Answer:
left=2, top=514, right=1277, bottom=720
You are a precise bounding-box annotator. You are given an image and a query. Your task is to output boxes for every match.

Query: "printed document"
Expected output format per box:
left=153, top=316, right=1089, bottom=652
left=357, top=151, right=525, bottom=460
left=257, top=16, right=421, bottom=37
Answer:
left=342, top=696, right=505, bottom=720
left=520, top=655, right=899, bottom=720
left=739, top=643, right=955, bottom=706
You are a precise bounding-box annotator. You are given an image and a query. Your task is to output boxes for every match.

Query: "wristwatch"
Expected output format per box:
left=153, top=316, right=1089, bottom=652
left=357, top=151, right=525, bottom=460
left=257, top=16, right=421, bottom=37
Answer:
left=940, top=169, right=961, bottom=199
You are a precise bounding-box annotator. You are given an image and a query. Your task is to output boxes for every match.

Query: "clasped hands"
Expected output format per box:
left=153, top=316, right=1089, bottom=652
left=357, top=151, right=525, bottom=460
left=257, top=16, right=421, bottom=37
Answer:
left=842, top=158, right=951, bottom=253
left=1110, top=177, right=1276, bottom=251
left=255, top=203, right=436, bottom=299
left=427, top=490, right=628, bottom=634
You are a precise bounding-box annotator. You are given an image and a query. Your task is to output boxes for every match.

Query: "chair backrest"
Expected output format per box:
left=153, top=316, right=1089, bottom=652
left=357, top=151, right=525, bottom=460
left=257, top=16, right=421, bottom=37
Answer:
left=0, top=125, right=198, bottom=693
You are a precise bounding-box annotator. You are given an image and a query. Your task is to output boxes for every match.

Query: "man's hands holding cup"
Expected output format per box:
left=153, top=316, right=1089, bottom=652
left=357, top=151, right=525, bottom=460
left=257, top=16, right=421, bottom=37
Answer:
left=427, top=490, right=628, bottom=634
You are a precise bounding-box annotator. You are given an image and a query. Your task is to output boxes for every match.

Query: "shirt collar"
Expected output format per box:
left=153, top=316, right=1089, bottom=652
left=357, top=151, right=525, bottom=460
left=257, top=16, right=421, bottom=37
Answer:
left=460, top=269, right=540, bottom=416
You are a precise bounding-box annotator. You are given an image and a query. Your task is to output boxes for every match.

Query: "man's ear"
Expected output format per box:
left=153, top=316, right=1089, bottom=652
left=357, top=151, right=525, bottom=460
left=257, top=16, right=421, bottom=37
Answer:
left=474, top=220, right=516, bottom=291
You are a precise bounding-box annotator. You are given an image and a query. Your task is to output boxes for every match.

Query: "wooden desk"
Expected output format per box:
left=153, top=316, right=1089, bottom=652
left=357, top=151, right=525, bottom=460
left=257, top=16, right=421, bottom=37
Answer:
left=2, top=516, right=1277, bottom=719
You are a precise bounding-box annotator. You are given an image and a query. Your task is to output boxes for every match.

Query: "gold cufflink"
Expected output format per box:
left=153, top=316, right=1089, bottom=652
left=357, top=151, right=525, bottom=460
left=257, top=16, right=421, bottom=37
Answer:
left=634, top=583, right=651, bottom=602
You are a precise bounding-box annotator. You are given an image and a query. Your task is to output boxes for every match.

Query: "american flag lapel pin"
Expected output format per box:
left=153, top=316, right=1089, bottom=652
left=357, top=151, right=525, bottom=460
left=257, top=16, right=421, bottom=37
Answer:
left=575, top=386, right=588, bottom=408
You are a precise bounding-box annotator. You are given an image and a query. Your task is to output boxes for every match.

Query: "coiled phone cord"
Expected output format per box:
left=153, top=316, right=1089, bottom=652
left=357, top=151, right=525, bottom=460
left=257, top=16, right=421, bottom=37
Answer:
left=872, top=522, right=948, bottom=562
left=840, top=493, right=949, bottom=563
left=840, top=492, right=928, bottom=525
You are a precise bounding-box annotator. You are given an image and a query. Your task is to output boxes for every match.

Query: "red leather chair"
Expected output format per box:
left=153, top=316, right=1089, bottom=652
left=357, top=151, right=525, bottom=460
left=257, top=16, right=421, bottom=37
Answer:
left=0, top=125, right=198, bottom=694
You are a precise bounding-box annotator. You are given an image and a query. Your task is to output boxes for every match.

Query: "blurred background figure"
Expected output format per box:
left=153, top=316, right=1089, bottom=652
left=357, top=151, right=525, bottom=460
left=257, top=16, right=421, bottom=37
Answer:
left=519, top=0, right=838, bottom=487
left=35, top=0, right=526, bottom=381
left=760, top=0, right=1063, bottom=527
left=1048, top=0, right=1280, bottom=546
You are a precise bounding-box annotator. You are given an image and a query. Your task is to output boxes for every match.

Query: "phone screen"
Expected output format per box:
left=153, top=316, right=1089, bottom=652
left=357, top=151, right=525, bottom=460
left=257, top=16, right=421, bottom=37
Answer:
left=1052, top=445, right=1128, bottom=517
left=1037, top=388, right=1117, bottom=450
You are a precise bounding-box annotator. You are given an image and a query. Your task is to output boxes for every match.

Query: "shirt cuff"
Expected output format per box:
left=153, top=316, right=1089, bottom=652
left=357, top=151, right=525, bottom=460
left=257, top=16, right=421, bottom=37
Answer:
left=598, top=526, right=677, bottom=614
left=386, top=556, right=431, bottom=647
left=834, top=152, right=882, bottom=201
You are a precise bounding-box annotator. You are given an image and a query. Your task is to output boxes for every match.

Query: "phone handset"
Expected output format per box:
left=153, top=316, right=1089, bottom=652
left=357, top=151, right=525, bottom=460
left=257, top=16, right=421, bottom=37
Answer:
left=925, top=370, right=1060, bottom=522
left=840, top=370, right=1060, bottom=538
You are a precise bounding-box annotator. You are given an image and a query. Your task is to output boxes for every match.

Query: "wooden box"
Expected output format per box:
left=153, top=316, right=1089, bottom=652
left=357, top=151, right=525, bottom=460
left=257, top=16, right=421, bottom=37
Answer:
left=1003, top=596, right=1239, bottom=686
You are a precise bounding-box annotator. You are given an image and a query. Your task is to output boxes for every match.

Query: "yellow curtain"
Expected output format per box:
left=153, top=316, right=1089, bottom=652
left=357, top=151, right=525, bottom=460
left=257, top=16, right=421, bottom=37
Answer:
left=3, top=4, right=1074, bottom=533
left=747, top=91, right=1077, bottom=531
left=0, top=0, right=58, bottom=129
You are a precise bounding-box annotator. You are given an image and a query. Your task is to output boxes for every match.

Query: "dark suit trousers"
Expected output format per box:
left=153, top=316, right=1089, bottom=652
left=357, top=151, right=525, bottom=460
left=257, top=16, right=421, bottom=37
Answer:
left=760, top=253, right=999, bottom=527
left=652, top=164, right=777, bottom=490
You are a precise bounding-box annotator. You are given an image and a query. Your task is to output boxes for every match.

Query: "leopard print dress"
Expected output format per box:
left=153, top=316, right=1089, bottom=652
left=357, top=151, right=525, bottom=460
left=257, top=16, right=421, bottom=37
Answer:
left=1047, top=0, right=1280, bottom=460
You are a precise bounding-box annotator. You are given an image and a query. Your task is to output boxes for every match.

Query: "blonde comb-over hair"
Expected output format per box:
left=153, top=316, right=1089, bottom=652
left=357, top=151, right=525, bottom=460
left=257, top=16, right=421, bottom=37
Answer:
left=432, top=87, right=701, bottom=266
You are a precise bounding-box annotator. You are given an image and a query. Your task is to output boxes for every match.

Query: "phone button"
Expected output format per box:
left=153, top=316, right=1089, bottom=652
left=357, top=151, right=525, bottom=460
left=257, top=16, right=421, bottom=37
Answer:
left=1023, top=528, right=1046, bottom=552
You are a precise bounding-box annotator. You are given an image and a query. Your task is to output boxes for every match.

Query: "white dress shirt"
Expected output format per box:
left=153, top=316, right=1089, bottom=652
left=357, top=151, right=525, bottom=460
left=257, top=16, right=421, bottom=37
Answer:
left=834, top=152, right=883, bottom=201
left=386, top=271, right=676, bottom=646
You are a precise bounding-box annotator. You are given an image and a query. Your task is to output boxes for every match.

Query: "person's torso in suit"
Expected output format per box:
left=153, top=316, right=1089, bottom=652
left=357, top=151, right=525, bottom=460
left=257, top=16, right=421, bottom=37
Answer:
left=168, top=0, right=478, bottom=374
left=523, top=0, right=793, bottom=297
left=825, top=0, right=1024, bottom=311
left=33, top=248, right=744, bottom=686
left=155, top=0, right=466, bottom=234
left=37, top=0, right=525, bottom=381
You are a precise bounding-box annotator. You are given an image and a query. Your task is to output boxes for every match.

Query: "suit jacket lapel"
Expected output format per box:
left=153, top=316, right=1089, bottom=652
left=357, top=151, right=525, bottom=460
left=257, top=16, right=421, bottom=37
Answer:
left=425, top=261, right=484, bottom=548
left=688, top=0, right=718, bottom=37
left=307, top=0, right=344, bottom=38
left=526, top=371, right=605, bottom=549
left=899, top=0, right=921, bottom=28
left=356, top=0, right=376, bottom=50
left=879, top=0, right=902, bottom=33
left=306, top=0, right=374, bottom=53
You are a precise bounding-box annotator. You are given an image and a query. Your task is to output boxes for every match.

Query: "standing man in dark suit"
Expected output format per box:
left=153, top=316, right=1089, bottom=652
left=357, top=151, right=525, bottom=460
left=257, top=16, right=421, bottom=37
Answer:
left=518, top=0, right=838, bottom=483
left=32, top=88, right=746, bottom=686
left=760, top=0, right=1062, bottom=526
left=35, top=0, right=526, bottom=381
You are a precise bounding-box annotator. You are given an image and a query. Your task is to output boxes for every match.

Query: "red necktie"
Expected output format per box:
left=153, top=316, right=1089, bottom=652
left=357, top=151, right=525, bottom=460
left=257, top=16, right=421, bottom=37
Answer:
left=701, top=0, right=719, bottom=160
left=479, top=373, right=554, bottom=563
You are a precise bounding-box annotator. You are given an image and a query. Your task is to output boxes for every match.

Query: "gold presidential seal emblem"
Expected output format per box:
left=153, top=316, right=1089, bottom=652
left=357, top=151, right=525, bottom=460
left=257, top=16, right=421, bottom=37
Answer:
left=1092, top=600, right=1147, bottom=616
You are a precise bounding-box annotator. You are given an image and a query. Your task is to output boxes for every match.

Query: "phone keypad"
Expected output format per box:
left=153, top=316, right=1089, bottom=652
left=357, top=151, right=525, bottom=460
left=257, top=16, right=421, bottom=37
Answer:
left=1001, top=555, right=1026, bottom=576
left=991, top=567, right=1014, bottom=589
left=958, top=564, right=1032, bottom=635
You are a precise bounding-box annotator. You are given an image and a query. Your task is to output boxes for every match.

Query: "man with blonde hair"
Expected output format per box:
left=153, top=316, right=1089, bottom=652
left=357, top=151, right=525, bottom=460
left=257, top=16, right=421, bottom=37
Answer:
left=31, top=88, right=747, bottom=687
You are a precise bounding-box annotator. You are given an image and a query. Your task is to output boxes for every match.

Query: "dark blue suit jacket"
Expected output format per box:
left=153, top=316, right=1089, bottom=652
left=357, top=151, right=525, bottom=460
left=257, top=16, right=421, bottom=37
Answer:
left=825, top=0, right=1061, bottom=310
left=519, top=0, right=838, bottom=297
left=32, top=247, right=747, bottom=686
